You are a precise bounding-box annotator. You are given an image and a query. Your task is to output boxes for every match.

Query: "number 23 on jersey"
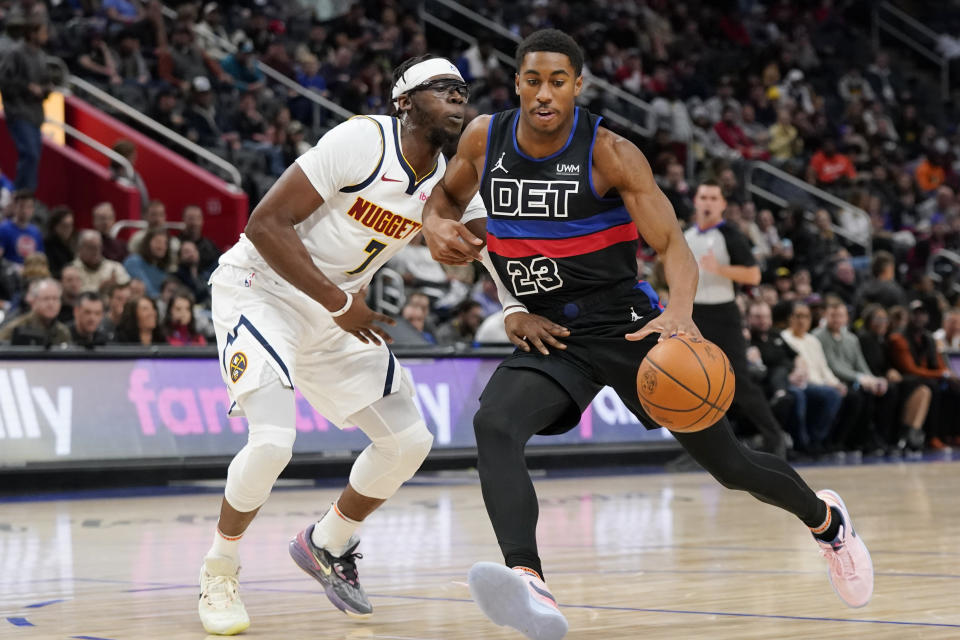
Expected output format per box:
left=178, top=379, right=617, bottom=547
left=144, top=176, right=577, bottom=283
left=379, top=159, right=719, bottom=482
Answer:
left=506, top=257, right=563, bottom=296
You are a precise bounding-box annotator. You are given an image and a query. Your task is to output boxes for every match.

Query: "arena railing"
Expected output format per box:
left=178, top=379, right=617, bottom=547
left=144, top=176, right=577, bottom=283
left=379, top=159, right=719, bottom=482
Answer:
left=43, top=118, right=136, bottom=182
left=67, top=75, right=245, bottom=189
left=872, top=1, right=951, bottom=101
left=744, top=161, right=872, bottom=254
left=372, top=267, right=406, bottom=316
left=109, top=219, right=186, bottom=240
left=160, top=4, right=354, bottom=125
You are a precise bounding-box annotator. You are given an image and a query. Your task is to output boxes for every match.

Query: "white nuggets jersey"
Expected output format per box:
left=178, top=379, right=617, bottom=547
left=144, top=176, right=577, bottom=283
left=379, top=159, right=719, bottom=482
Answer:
left=220, top=115, right=482, bottom=292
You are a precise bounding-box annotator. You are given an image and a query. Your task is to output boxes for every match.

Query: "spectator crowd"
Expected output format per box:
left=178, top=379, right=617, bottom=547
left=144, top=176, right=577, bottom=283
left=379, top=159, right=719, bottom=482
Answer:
left=0, top=189, right=217, bottom=348
left=3, top=0, right=960, bottom=457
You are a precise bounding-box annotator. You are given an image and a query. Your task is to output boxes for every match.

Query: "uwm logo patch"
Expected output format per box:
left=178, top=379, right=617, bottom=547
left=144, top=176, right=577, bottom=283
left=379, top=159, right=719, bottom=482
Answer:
left=229, top=352, right=247, bottom=383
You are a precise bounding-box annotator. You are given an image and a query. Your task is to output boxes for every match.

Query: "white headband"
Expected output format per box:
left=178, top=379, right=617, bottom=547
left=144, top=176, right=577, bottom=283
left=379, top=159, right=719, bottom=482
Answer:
left=391, top=58, right=464, bottom=108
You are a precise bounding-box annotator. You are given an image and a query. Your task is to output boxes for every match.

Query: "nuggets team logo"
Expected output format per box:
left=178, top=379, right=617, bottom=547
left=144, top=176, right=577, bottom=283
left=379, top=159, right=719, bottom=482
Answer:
left=640, top=370, right=658, bottom=396
left=229, top=352, right=248, bottom=383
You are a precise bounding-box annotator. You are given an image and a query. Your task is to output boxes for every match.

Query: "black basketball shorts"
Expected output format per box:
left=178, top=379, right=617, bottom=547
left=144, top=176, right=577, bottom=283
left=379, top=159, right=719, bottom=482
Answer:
left=484, top=285, right=664, bottom=435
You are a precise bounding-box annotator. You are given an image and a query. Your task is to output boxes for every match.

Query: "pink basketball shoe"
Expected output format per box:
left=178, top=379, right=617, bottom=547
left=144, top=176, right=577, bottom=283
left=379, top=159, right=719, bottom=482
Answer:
left=468, top=563, right=568, bottom=640
left=815, top=489, right=874, bottom=608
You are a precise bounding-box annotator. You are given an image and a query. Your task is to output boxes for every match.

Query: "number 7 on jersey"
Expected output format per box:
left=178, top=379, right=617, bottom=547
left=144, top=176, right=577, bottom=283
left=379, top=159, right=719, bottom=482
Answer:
left=346, top=239, right=388, bottom=275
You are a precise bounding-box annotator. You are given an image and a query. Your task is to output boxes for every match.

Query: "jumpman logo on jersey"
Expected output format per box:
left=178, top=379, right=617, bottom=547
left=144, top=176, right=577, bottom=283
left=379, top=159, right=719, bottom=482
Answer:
left=630, top=306, right=642, bottom=322
left=492, top=152, right=509, bottom=174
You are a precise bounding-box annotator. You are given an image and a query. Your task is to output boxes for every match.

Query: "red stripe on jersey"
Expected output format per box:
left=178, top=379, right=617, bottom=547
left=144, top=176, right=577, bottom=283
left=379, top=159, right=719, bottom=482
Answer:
left=487, top=222, right=639, bottom=258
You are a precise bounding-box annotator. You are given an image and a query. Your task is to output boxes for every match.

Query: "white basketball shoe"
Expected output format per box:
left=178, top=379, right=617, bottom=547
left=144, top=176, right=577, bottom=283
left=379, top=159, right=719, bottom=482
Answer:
left=199, top=556, right=251, bottom=636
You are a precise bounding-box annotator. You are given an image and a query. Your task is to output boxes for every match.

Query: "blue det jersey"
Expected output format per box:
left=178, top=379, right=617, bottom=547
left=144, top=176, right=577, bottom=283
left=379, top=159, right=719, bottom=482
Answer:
left=478, top=107, right=661, bottom=323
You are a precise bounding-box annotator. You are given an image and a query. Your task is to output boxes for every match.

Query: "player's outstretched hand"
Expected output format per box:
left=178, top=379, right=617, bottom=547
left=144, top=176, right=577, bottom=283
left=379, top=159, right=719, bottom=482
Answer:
left=334, top=291, right=396, bottom=345
left=625, top=308, right=702, bottom=343
left=422, top=216, right=483, bottom=265
left=505, top=311, right=570, bottom=355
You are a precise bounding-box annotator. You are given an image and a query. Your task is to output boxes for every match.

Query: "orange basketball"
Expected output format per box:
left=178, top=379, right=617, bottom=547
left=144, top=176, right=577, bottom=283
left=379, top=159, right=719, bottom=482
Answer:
left=636, top=335, right=735, bottom=432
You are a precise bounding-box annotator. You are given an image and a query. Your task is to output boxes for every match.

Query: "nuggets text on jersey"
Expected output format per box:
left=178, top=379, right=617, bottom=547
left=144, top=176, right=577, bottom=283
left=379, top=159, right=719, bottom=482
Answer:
left=347, top=195, right=423, bottom=240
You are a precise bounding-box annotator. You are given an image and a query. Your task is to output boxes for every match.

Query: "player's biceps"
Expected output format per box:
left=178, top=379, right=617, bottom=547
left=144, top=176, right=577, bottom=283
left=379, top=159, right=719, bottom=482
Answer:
left=645, top=199, right=683, bottom=253
left=252, top=164, right=324, bottom=228
left=441, top=158, right=480, bottom=202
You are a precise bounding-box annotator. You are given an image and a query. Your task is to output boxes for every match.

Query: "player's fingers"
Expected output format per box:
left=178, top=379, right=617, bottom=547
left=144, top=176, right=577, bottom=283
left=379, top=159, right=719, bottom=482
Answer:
left=546, top=323, right=570, bottom=336
left=626, top=325, right=657, bottom=341
left=529, top=335, right=549, bottom=355
left=370, top=325, right=394, bottom=344
left=361, top=328, right=383, bottom=345
left=657, top=329, right=676, bottom=342
left=449, top=245, right=479, bottom=262
left=352, top=330, right=369, bottom=344
left=448, top=248, right=475, bottom=262
left=456, top=223, right=484, bottom=246
left=438, top=248, right=472, bottom=265
left=541, top=332, right=567, bottom=350
left=507, top=332, right=530, bottom=352
left=373, top=312, right=397, bottom=326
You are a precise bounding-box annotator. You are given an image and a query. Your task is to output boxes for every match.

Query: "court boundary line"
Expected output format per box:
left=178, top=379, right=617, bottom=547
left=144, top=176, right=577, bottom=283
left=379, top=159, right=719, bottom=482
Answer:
left=5, top=575, right=960, bottom=631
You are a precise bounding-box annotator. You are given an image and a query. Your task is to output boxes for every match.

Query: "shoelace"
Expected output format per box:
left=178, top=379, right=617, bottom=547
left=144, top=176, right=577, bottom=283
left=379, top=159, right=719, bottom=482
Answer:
left=333, top=552, right=363, bottom=586
left=820, top=532, right=857, bottom=580
left=203, top=574, right=240, bottom=608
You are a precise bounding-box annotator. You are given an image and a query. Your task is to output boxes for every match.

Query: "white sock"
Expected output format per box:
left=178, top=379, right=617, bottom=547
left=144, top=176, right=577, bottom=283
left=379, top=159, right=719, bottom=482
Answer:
left=204, top=528, right=242, bottom=575
left=311, top=501, right=361, bottom=557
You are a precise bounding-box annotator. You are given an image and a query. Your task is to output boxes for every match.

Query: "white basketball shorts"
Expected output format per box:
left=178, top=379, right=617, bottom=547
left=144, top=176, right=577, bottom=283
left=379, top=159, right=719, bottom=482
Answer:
left=210, top=264, right=406, bottom=428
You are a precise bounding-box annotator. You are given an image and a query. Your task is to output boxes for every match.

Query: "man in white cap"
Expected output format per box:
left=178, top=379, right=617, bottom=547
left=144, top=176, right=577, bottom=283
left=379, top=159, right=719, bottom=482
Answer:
left=195, top=3, right=231, bottom=58
left=197, top=55, right=486, bottom=635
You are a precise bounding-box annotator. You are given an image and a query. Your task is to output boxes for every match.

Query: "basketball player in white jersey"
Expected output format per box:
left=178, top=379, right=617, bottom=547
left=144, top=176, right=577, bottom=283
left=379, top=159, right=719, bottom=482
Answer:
left=198, top=55, right=485, bottom=635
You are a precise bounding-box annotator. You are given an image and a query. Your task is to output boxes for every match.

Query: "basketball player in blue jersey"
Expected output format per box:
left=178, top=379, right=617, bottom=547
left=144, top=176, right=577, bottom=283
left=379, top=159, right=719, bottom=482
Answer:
left=197, top=55, right=486, bottom=635
left=422, top=30, right=873, bottom=640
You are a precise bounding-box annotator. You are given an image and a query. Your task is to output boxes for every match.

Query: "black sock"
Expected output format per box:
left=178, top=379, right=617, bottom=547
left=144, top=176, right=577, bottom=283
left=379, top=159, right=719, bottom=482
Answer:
left=812, top=506, right=843, bottom=542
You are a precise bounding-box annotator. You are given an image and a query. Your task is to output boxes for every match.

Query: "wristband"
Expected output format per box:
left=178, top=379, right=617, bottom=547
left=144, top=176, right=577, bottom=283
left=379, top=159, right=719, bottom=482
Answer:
left=503, top=305, right=527, bottom=318
left=329, top=291, right=353, bottom=317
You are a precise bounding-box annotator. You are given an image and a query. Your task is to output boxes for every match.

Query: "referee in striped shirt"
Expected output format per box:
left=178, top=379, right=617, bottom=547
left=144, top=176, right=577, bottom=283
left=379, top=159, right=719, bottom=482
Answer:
left=684, top=180, right=788, bottom=456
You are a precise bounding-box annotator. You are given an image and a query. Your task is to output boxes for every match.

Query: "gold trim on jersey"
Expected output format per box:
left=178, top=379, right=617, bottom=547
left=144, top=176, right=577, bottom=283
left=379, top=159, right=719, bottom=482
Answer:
left=391, top=117, right=439, bottom=195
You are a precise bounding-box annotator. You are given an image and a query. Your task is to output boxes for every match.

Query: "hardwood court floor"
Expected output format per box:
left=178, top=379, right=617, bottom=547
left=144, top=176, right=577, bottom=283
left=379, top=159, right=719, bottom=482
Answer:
left=1, top=461, right=959, bottom=639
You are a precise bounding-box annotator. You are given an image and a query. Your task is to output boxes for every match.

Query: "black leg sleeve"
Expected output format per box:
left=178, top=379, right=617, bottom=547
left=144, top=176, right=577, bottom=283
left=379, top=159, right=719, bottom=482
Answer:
left=474, top=367, right=580, bottom=578
left=672, top=417, right=826, bottom=528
